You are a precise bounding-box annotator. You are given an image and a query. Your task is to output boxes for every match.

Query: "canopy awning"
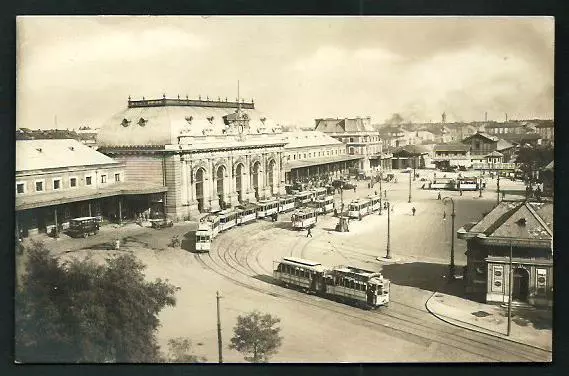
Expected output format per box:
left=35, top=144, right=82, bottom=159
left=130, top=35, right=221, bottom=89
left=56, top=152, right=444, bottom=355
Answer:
left=284, top=155, right=361, bottom=172
left=16, top=183, right=168, bottom=211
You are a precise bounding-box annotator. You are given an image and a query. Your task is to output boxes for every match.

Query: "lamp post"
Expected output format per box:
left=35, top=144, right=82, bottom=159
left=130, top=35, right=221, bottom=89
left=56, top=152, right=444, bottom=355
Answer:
left=497, top=170, right=501, bottom=204
left=442, top=197, right=456, bottom=280
left=413, top=156, right=417, bottom=181
left=479, top=168, right=483, bottom=198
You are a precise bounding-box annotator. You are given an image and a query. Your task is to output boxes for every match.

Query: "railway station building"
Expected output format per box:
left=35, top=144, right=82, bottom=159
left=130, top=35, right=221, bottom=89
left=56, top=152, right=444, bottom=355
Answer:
left=458, top=200, right=553, bottom=308
left=97, top=96, right=287, bottom=220
left=15, top=139, right=167, bottom=237
left=314, top=117, right=390, bottom=174
left=282, top=131, right=360, bottom=185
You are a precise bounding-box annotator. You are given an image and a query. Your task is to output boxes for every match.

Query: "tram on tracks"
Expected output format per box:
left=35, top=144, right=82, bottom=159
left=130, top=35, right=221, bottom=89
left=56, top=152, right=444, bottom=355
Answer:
left=291, top=207, right=318, bottom=230
left=195, top=222, right=213, bottom=252
left=278, top=195, right=296, bottom=213
left=236, top=203, right=258, bottom=225
left=201, top=214, right=220, bottom=237
left=457, top=177, right=479, bottom=191
left=273, top=257, right=390, bottom=309
left=366, top=194, right=381, bottom=212
left=311, top=194, right=335, bottom=214
left=294, top=190, right=315, bottom=206
left=312, top=187, right=328, bottom=199
left=218, top=209, right=239, bottom=232
left=348, top=199, right=372, bottom=220
left=256, top=199, right=280, bottom=218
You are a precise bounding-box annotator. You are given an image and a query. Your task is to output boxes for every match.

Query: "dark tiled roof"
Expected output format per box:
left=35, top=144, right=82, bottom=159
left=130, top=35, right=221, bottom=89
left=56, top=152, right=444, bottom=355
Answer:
left=462, top=132, right=499, bottom=143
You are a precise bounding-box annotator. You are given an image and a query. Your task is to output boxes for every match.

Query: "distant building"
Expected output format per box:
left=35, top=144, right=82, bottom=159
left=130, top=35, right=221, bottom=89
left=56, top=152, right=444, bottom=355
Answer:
left=458, top=201, right=553, bottom=308
left=282, top=130, right=358, bottom=184
left=432, top=143, right=471, bottom=169
left=314, top=117, right=389, bottom=172
left=15, top=139, right=166, bottom=237
left=534, top=121, right=554, bottom=146
left=390, top=145, right=429, bottom=170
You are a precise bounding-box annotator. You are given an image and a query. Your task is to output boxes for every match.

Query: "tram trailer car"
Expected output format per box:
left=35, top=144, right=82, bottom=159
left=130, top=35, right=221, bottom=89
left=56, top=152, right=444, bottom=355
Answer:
left=256, top=199, right=280, bottom=218
left=278, top=195, right=296, bottom=213
left=348, top=199, right=371, bottom=220
left=312, top=195, right=334, bottom=214
left=291, top=207, right=318, bottom=230
left=457, top=178, right=479, bottom=191
left=236, top=204, right=258, bottom=225
left=312, top=187, right=327, bottom=199
left=200, top=214, right=220, bottom=238
left=273, top=257, right=390, bottom=309
left=218, top=209, right=239, bottom=232
left=366, top=195, right=381, bottom=212
left=195, top=224, right=213, bottom=253
left=429, top=178, right=456, bottom=190
left=294, top=190, right=315, bottom=207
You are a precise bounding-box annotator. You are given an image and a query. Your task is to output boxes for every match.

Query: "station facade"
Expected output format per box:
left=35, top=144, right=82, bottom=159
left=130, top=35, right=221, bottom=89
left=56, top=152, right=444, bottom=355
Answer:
left=97, top=96, right=287, bottom=220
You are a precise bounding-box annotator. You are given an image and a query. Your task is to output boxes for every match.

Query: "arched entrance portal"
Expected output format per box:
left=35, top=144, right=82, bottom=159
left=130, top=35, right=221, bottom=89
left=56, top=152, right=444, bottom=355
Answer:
left=252, top=161, right=261, bottom=201
left=235, top=164, right=244, bottom=203
left=512, top=267, right=530, bottom=302
left=195, top=168, right=205, bottom=212
left=267, top=159, right=276, bottom=196
left=216, top=166, right=226, bottom=209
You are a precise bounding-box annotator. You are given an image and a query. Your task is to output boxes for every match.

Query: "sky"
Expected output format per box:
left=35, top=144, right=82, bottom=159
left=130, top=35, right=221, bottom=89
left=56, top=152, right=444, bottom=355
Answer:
left=16, top=16, right=554, bottom=130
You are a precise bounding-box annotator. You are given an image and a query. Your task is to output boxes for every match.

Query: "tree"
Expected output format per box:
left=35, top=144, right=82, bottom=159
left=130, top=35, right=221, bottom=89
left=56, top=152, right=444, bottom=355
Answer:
left=229, top=311, right=283, bottom=363
left=165, top=337, right=206, bottom=363
left=515, top=145, right=554, bottom=181
left=15, top=241, right=179, bottom=363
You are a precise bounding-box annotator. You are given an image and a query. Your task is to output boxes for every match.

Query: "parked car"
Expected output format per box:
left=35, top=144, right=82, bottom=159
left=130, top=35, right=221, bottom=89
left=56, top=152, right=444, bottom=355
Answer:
left=66, top=217, right=100, bottom=238
left=151, top=216, right=174, bottom=229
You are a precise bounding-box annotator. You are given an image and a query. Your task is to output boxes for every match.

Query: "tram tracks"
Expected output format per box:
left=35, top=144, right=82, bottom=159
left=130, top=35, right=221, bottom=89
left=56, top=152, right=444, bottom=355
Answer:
left=195, top=221, right=550, bottom=362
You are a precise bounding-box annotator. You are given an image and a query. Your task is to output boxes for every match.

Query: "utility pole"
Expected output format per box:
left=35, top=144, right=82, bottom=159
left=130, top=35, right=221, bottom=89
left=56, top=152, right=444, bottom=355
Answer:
left=497, top=172, right=501, bottom=204
left=385, top=202, right=391, bottom=259
left=216, top=291, right=223, bottom=363
left=408, top=169, right=412, bottom=203
left=507, top=242, right=513, bottom=336
left=379, top=170, right=383, bottom=215
left=443, top=197, right=456, bottom=280
left=479, top=169, right=483, bottom=198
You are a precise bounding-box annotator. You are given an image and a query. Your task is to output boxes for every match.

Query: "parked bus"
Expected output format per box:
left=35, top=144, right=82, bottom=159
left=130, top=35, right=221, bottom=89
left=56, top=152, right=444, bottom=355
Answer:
left=291, top=207, right=318, bottom=230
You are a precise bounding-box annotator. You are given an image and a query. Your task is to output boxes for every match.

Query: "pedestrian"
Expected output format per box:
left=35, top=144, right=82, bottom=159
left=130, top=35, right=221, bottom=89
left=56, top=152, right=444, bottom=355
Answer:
left=374, top=190, right=378, bottom=196
left=307, top=227, right=312, bottom=238
left=437, top=192, right=441, bottom=200
left=459, top=188, right=463, bottom=196
left=412, top=207, right=416, bottom=216
left=353, top=186, right=356, bottom=193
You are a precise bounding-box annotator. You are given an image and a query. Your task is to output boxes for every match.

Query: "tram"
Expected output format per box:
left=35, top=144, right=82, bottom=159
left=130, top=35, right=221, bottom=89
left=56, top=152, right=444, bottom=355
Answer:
left=273, top=257, right=390, bottom=309
left=236, top=203, right=258, bottom=225
left=348, top=199, right=371, bottom=220
left=278, top=195, right=296, bottom=213
left=256, top=199, right=280, bottom=218
left=429, top=178, right=456, bottom=190
left=195, top=222, right=213, bottom=253
left=218, top=209, right=239, bottom=232
left=312, top=187, right=328, bottom=199
left=457, top=177, right=479, bottom=191
left=366, top=195, right=381, bottom=212
left=201, top=214, right=220, bottom=237
left=294, top=190, right=315, bottom=206
left=312, top=195, right=335, bottom=214
left=291, top=207, right=318, bottom=230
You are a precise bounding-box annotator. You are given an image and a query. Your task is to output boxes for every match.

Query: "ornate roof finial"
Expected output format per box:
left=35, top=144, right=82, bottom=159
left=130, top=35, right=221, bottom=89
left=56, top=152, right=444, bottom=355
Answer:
left=199, top=94, right=201, bottom=100
left=163, top=93, right=166, bottom=99
left=142, top=96, right=145, bottom=100
left=186, top=94, right=189, bottom=99
left=206, top=96, right=209, bottom=100
left=177, top=94, right=180, bottom=99
left=218, top=96, right=220, bottom=101
left=225, top=97, right=228, bottom=102
left=128, top=95, right=131, bottom=101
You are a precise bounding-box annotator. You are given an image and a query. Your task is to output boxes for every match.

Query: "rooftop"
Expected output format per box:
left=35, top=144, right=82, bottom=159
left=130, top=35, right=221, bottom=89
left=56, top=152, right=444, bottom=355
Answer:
left=17, top=139, right=118, bottom=172
left=283, top=130, right=342, bottom=149
left=127, top=96, right=255, bottom=110
left=433, top=143, right=470, bottom=152
left=314, top=117, right=374, bottom=133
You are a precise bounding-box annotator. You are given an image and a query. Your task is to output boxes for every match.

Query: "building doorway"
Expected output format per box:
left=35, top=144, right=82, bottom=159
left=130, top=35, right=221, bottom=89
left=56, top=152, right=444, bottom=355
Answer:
left=216, top=165, right=226, bottom=209
left=235, top=163, right=244, bottom=203
left=252, top=161, right=260, bottom=201
left=195, top=168, right=205, bottom=212
left=512, top=267, right=530, bottom=302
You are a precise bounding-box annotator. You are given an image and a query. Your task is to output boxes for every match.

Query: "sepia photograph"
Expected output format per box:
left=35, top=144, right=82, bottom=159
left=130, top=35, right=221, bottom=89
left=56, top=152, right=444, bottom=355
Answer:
left=15, top=16, right=553, bottom=363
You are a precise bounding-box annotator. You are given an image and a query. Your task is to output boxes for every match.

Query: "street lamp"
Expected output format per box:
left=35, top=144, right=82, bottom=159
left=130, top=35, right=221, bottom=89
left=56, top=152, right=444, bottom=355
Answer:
left=442, top=197, right=456, bottom=280
left=413, top=156, right=416, bottom=181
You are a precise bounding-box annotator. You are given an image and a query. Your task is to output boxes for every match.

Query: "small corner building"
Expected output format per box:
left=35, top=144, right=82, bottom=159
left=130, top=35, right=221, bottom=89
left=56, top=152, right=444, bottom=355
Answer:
left=16, top=139, right=167, bottom=237
left=458, top=201, right=553, bottom=308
